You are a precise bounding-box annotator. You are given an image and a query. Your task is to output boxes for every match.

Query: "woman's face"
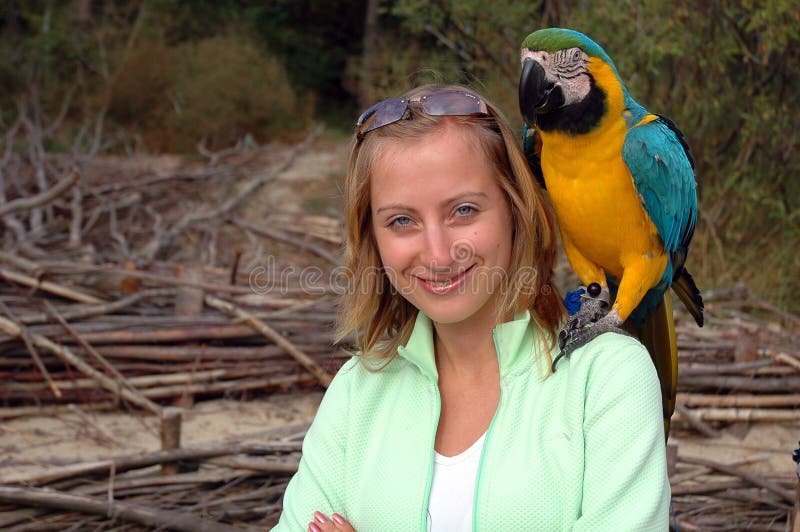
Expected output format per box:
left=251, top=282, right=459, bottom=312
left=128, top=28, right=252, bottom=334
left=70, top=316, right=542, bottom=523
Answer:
left=370, top=123, right=513, bottom=327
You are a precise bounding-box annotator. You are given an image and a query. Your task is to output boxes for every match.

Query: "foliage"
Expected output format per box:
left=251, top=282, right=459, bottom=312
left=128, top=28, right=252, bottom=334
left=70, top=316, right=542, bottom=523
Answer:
left=343, top=31, right=467, bottom=102
left=165, top=34, right=300, bottom=150
left=0, top=1, right=308, bottom=151
left=389, top=0, right=800, bottom=312
left=250, top=0, right=368, bottom=113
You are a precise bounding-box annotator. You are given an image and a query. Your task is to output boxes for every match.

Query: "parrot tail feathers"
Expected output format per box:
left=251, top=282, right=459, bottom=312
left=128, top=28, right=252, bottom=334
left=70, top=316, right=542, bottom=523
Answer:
left=672, top=267, right=704, bottom=327
left=626, top=291, right=678, bottom=440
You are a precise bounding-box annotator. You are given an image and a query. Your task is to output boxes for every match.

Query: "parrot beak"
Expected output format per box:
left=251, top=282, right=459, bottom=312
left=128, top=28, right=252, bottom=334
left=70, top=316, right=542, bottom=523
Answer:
left=519, top=58, right=564, bottom=125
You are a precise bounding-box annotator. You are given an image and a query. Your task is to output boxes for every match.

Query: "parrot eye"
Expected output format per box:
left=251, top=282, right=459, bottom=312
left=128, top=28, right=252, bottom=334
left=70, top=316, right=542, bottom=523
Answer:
left=572, top=49, right=582, bottom=62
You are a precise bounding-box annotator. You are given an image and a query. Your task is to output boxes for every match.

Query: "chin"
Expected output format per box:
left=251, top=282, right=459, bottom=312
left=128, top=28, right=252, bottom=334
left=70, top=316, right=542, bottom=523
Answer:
left=412, top=294, right=494, bottom=327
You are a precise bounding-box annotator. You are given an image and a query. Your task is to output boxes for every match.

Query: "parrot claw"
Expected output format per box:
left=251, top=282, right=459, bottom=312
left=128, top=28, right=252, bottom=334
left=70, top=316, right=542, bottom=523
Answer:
left=552, top=300, right=632, bottom=372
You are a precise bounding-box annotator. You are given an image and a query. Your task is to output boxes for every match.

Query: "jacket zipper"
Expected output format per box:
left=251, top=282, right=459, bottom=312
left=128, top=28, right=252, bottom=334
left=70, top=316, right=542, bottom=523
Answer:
left=420, top=378, right=441, bottom=531
left=471, top=329, right=504, bottom=531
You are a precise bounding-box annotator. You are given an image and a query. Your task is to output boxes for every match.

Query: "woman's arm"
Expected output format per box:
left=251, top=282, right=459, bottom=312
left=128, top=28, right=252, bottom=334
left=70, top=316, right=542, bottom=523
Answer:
left=272, top=358, right=357, bottom=531
left=573, top=335, right=671, bottom=531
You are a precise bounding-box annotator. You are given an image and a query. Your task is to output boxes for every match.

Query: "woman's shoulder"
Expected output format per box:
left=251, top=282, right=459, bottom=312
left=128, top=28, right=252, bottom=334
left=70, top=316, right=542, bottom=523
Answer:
left=564, top=331, right=655, bottom=384
left=327, top=352, right=415, bottom=391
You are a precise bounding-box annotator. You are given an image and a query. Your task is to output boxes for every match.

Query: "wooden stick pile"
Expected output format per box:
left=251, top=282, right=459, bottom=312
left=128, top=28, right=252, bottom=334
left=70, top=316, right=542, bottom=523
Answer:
left=668, top=286, right=800, bottom=530
left=0, top=128, right=351, bottom=419
left=670, top=453, right=796, bottom=531
left=672, top=284, right=800, bottom=433
left=0, top=423, right=308, bottom=530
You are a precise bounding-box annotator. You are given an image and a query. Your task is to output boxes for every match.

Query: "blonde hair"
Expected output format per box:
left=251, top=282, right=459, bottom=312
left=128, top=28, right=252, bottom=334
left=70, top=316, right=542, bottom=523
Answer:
left=335, top=84, right=564, bottom=368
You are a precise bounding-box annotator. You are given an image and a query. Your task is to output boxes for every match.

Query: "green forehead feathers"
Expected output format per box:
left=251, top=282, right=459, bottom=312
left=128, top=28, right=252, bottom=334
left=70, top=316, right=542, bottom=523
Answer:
left=521, top=28, right=613, bottom=66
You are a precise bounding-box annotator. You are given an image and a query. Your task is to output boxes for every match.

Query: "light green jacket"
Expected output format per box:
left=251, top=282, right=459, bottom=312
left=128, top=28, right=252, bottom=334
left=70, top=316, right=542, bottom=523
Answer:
left=274, top=311, right=670, bottom=531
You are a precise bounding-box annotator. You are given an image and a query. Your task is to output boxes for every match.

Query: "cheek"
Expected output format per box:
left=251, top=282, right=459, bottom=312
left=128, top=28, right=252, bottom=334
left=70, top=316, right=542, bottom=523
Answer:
left=373, top=231, right=413, bottom=272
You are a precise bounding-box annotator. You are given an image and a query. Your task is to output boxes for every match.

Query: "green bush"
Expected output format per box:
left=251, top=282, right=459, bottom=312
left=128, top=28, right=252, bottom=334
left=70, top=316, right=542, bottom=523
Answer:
left=109, top=39, right=173, bottom=127
left=164, top=34, right=301, bottom=150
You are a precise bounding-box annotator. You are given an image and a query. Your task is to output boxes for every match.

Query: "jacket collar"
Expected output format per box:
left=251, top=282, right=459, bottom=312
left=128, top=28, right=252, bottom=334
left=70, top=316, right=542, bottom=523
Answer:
left=397, top=310, right=537, bottom=381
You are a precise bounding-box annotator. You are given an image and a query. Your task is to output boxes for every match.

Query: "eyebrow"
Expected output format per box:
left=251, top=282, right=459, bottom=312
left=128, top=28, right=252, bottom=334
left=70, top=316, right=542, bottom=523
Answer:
left=375, top=192, right=489, bottom=215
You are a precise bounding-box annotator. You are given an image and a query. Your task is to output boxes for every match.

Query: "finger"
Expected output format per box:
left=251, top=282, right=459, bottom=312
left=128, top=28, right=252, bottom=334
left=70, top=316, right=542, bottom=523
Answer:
left=332, top=513, right=356, bottom=532
left=309, top=512, right=337, bottom=532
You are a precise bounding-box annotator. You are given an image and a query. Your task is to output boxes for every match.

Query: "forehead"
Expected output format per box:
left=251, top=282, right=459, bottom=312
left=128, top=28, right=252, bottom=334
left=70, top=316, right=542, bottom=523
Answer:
left=369, top=123, right=502, bottom=205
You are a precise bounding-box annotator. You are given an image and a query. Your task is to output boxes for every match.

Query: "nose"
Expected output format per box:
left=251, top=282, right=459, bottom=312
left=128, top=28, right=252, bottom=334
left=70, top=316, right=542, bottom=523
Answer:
left=419, top=225, right=455, bottom=271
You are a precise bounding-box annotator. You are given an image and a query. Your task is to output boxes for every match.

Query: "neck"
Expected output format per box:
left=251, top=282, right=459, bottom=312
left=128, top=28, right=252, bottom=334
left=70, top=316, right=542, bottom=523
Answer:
left=432, top=302, right=500, bottom=380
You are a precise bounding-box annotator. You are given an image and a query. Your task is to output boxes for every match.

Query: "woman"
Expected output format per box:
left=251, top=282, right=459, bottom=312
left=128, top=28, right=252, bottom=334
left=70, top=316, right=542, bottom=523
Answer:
left=273, top=85, right=669, bottom=531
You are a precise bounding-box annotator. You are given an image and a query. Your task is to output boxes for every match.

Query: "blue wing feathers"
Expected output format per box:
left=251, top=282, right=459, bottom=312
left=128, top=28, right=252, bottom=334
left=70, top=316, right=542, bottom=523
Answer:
left=622, top=117, right=698, bottom=258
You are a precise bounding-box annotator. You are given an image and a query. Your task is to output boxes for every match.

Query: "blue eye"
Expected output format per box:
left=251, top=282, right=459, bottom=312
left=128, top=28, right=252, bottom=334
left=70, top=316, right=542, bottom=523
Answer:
left=455, top=204, right=476, bottom=217
left=389, top=215, right=412, bottom=228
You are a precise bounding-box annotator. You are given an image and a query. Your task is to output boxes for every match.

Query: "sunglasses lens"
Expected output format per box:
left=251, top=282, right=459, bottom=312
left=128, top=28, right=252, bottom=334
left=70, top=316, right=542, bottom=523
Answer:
left=357, top=98, right=408, bottom=135
left=356, top=90, right=489, bottom=138
left=421, top=91, right=485, bottom=116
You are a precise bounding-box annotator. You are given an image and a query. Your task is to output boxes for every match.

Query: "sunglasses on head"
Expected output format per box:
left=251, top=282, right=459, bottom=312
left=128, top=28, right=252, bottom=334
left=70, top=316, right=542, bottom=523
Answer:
left=356, top=89, right=490, bottom=138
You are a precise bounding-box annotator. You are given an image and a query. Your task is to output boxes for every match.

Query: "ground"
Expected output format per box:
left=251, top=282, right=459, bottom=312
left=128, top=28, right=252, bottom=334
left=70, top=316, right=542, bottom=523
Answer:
left=0, top=393, right=323, bottom=482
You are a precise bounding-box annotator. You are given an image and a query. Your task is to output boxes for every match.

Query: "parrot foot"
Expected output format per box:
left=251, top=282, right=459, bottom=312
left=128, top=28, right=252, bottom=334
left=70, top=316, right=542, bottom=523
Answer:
left=552, top=288, right=633, bottom=372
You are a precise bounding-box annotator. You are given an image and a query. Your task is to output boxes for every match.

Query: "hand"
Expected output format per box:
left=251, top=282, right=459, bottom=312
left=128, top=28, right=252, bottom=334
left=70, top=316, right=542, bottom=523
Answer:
left=308, top=511, right=356, bottom=532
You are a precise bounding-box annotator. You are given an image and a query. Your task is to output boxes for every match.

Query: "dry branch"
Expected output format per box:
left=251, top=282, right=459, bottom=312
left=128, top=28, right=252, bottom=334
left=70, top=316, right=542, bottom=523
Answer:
left=136, top=126, right=322, bottom=263
left=0, top=315, right=160, bottom=414
left=15, top=288, right=177, bottom=325
left=1, top=423, right=309, bottom=485
left=233, top=217, right=340, bottom=265
left=44, top=300, right=160, bottom=414
left=0, top=486, right=240, bottom=532
left=0, top=171, right=78, bottom=218
left=676, top=407, right=800, bottom=423
left=0, top=267, right=105, bottom=304
left=678, top=393, right=800, bottom=408
left=675, top=403, right=721, bottom=438
left=679, top=455, right=795, bottom=504
left=205, top=294, right=333, bottom=387
left=678, top=375, right=800, bottom=392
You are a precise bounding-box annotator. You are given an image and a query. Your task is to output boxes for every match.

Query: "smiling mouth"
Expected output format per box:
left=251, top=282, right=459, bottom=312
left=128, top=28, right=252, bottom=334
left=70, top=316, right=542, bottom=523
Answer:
left=416, top=264, right=476, bottom=296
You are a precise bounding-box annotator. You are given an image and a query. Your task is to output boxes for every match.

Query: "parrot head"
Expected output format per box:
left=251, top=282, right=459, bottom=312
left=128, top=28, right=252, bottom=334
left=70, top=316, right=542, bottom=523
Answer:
left=519, top=28, right=621, bottom=135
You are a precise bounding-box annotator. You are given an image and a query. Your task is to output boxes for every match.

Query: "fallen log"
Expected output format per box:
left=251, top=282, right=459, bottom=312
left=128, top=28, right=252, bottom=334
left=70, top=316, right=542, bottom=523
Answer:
left=675, top=407, right=800, bottom=423
left=0, top=422, right=310, bottom=485
left=0, top=486, right=240, bottom=532
left=678, top=393, right=800, bottom=408
left=678, top=375, right=800, bottom=393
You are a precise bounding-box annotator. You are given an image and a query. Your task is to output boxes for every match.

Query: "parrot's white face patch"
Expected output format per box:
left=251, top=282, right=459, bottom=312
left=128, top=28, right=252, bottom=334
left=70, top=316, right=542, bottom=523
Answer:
left=520, top=47, right=592, bottom=107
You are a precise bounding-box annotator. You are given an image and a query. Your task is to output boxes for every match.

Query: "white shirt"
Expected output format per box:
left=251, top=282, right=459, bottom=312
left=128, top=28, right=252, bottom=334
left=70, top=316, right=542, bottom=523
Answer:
left=427, top=433, right=487, bottom=532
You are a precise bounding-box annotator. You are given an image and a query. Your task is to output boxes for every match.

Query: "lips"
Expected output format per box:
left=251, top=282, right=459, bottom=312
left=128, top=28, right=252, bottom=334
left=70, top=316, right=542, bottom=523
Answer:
left=416, top=264, right=476, bottom=296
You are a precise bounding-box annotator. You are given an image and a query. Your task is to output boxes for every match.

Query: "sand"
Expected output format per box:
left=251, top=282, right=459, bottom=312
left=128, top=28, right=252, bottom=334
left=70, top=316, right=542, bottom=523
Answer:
left=0, top=392, right=323, bottom=483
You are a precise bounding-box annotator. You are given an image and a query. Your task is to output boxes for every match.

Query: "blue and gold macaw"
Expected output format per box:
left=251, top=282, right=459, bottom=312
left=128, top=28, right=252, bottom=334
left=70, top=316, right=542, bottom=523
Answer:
left=518, top=28, right=704, bottom=435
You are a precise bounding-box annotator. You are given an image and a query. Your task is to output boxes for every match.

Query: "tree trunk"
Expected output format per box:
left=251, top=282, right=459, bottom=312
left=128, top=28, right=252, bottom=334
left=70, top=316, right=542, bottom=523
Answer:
left=77, top=0, right=92, bottom=24
left=359, top=0, right=380, bottom=109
